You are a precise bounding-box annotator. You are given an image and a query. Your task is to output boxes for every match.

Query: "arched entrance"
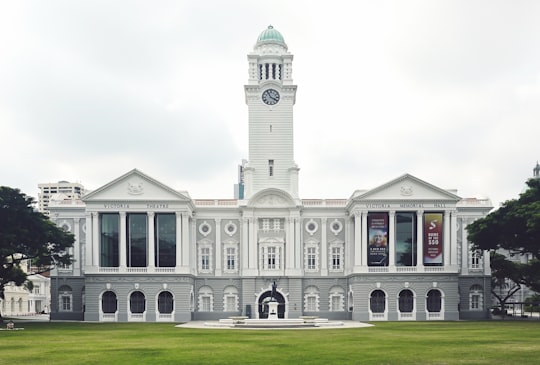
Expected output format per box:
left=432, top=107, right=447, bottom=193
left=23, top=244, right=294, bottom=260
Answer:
left=258, top=291, right=286, bottom=319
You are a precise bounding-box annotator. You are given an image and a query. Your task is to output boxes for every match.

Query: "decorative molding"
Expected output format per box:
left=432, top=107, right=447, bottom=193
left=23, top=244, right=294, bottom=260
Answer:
left=400, top=185, right=413, bottom=196
left=127, top=181, right=144, bottom=195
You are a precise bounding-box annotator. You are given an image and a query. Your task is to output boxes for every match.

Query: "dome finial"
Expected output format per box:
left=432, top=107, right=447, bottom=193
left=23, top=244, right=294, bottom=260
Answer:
left=256, top=25, right=286, bottom=45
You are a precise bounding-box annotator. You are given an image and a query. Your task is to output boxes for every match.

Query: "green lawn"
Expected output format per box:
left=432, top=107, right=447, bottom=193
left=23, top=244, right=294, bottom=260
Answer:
left=1, top=321, right=540, bottom=364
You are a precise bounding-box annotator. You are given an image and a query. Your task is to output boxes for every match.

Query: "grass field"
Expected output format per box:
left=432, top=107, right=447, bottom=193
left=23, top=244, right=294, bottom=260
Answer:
left=1, top=320, right=540, bottom=364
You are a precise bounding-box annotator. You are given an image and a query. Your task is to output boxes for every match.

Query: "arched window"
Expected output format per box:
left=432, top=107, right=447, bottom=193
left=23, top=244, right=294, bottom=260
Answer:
left=102, top=291, right=117, bottom=314
left=427, top=289, right=442, bottom=312
left=329, top=286, right=345, bottom=312
left=304, top=286, right=320, bottom=312
left=223, top=286, right=239, bottom=312
left=399, top=289, right=414, bottom=313
left=469, top=285, right=483, bottom=311
left=370, top=290, right=386, bottom=313
left=130, top=291, right=146, bottom=314
left=58, top=285, right=72, bottom=312
left=158, top=291, right=174, bottom=314
left=198, top=286, right=213, bottom=312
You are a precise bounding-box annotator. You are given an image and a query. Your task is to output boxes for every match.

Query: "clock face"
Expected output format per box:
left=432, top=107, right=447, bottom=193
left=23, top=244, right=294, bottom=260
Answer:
left=262, top=89, right=280, bottom=105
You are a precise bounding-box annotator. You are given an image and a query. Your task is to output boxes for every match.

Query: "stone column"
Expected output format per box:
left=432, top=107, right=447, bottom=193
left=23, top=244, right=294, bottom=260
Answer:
left=353, top=211, right=362, bottom=269
left=361, top=211, right=368, bottom=267
left=215, top=218, right=222, bottom=275
left=92, top=212, right=99, bottom=267
left=461, top=218, right=470, bottom=275
left=175, top=212, right=182, bottom=269
left=249, top=218, right=258, bottom=270
left=119, top=212, right=127, bottom=269
left=148, top=212, right=155, bottom=269
left=444, top=211, right=450, bottom=267
left=294, top=217, right=302, bottom=270
left=416, top=211, right=424, bottom=270
left=182, top=213, right=190, bottom=268
left=73, top=218, right=81, bottom=275
left=85, top=212, right=92, bottom=270
left=388, top=211, right=395, bottom=268
left=241, top=217, right=249, bottom=273
left=321, top=217, right=328, bottom=275
left=450, top=211, right=458, bottom=267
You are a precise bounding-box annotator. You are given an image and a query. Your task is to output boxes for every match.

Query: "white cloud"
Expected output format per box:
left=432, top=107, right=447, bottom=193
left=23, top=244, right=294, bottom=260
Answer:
left=1, top=0, right=539, bottom=208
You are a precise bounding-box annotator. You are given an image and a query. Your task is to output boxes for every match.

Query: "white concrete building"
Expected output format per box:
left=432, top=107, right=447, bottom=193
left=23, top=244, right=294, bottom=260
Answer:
left=49, top=26, right=493, bottom=322
left=38, top=181, right=85, bottom=216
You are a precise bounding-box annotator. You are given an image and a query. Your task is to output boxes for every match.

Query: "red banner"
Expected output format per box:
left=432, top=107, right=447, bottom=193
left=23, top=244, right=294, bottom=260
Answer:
left=424, top=213, right=443, bottom=265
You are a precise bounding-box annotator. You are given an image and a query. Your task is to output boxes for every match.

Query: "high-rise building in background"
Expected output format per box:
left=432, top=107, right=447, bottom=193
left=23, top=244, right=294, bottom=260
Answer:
left=38, top=181, right=85, bottom=216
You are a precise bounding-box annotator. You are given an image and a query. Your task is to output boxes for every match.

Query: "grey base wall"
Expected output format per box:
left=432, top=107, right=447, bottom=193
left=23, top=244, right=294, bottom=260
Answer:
left=53, top=272, right=492, bottom=322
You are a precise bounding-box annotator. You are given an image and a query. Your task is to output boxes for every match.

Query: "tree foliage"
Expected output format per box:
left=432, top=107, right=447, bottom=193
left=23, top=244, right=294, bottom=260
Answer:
left=0, top=187, right=74, bottom=305
left=467, top=178, right=540, bottom=294
left=489, top=252, right=521, bottom=310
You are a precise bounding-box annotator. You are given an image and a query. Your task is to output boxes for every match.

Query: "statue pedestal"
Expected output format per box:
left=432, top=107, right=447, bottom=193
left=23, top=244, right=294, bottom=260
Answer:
left=267, top=300, right=278, bottom=319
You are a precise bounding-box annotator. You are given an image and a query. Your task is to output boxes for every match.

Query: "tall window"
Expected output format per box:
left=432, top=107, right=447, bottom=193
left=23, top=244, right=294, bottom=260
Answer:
left=427, top=289, right=442, bottom=312
left=158, top=291, right=174, bottom=314
left=305, top=245, right=318, bottom=271
left=370, top=290, right=386, bottom=313
left=58, top=285, right=72, bottom=312
left=100, top=213, right=119, bottom=267
left=130, top=291, right=146, bottom=314
left=127, top=214, right=147, bottom=267
left=201, top=247, right=210, bottom=271
left=395, top=213, right=417, bottom=266
left=470, top=250, right=482, bottom=270
left=267, top=247, right=276, bottom=269
left=102, top=291, right=117, bottom=314
left=262, top=218, right=270, bottom=231
left=469, top=285, right=483, bottom=311
left=330, top=244, right=343, bottom=271
left=268, top=160, right=274, bottom=176
left=155, top=214, right=176, bottom=267
left=225, top=247, right=236, bottom=271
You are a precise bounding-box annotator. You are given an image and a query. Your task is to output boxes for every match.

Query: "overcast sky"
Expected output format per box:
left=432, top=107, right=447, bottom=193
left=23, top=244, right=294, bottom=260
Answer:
left=1, top=0, right=539, bottom=208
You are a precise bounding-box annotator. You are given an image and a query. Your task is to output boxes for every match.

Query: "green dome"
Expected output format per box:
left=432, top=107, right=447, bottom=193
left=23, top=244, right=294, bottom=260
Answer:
left=257, top=25, right=285, bottom=44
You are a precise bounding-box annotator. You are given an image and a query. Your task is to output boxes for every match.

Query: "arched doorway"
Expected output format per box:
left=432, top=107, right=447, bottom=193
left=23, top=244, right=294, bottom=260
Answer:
left=258, top=291, right=286, bottom=319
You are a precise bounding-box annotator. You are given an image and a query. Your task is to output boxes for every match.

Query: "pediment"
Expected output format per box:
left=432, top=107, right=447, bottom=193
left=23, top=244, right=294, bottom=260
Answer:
left=352, top=174, right=461, bottom=202
left=247, top=188, right=297, bottom=208
left=83, top=169, right=191, bottom=203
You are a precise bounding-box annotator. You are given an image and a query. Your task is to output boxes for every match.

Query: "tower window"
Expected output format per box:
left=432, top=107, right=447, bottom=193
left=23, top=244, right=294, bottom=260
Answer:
left=265, top=63, right=269, bottom=80
left=259, top=64, right=263, bottom=80
left=272, top=63, right=276, bottom=79
left=268, top=160, right=274, bottom=177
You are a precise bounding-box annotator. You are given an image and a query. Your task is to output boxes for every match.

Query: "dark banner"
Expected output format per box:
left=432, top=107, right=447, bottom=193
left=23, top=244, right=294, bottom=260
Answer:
left=368, top=213, right=388, bottom=266
left=424, top=213, right=443, bottom=265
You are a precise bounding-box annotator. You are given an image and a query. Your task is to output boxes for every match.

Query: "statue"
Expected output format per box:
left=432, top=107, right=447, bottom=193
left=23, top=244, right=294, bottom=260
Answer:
left=270, top=281, right=277, bottom=301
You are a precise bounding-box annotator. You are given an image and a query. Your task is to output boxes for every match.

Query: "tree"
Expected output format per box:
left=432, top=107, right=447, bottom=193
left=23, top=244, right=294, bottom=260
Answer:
left=467, top=178, right=540, bottom=297
left=0, top=187, right=74, bottom=322
left=489, top=252, right=522, bottom=314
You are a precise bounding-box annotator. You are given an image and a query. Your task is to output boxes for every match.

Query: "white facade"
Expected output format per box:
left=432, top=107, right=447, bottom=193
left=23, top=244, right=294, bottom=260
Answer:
left=49, top=26, right=493, bottom=322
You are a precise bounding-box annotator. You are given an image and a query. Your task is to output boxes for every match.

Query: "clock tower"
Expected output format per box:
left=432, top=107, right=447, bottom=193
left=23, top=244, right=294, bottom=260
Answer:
left=243, top=26, right=299, bottom=200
